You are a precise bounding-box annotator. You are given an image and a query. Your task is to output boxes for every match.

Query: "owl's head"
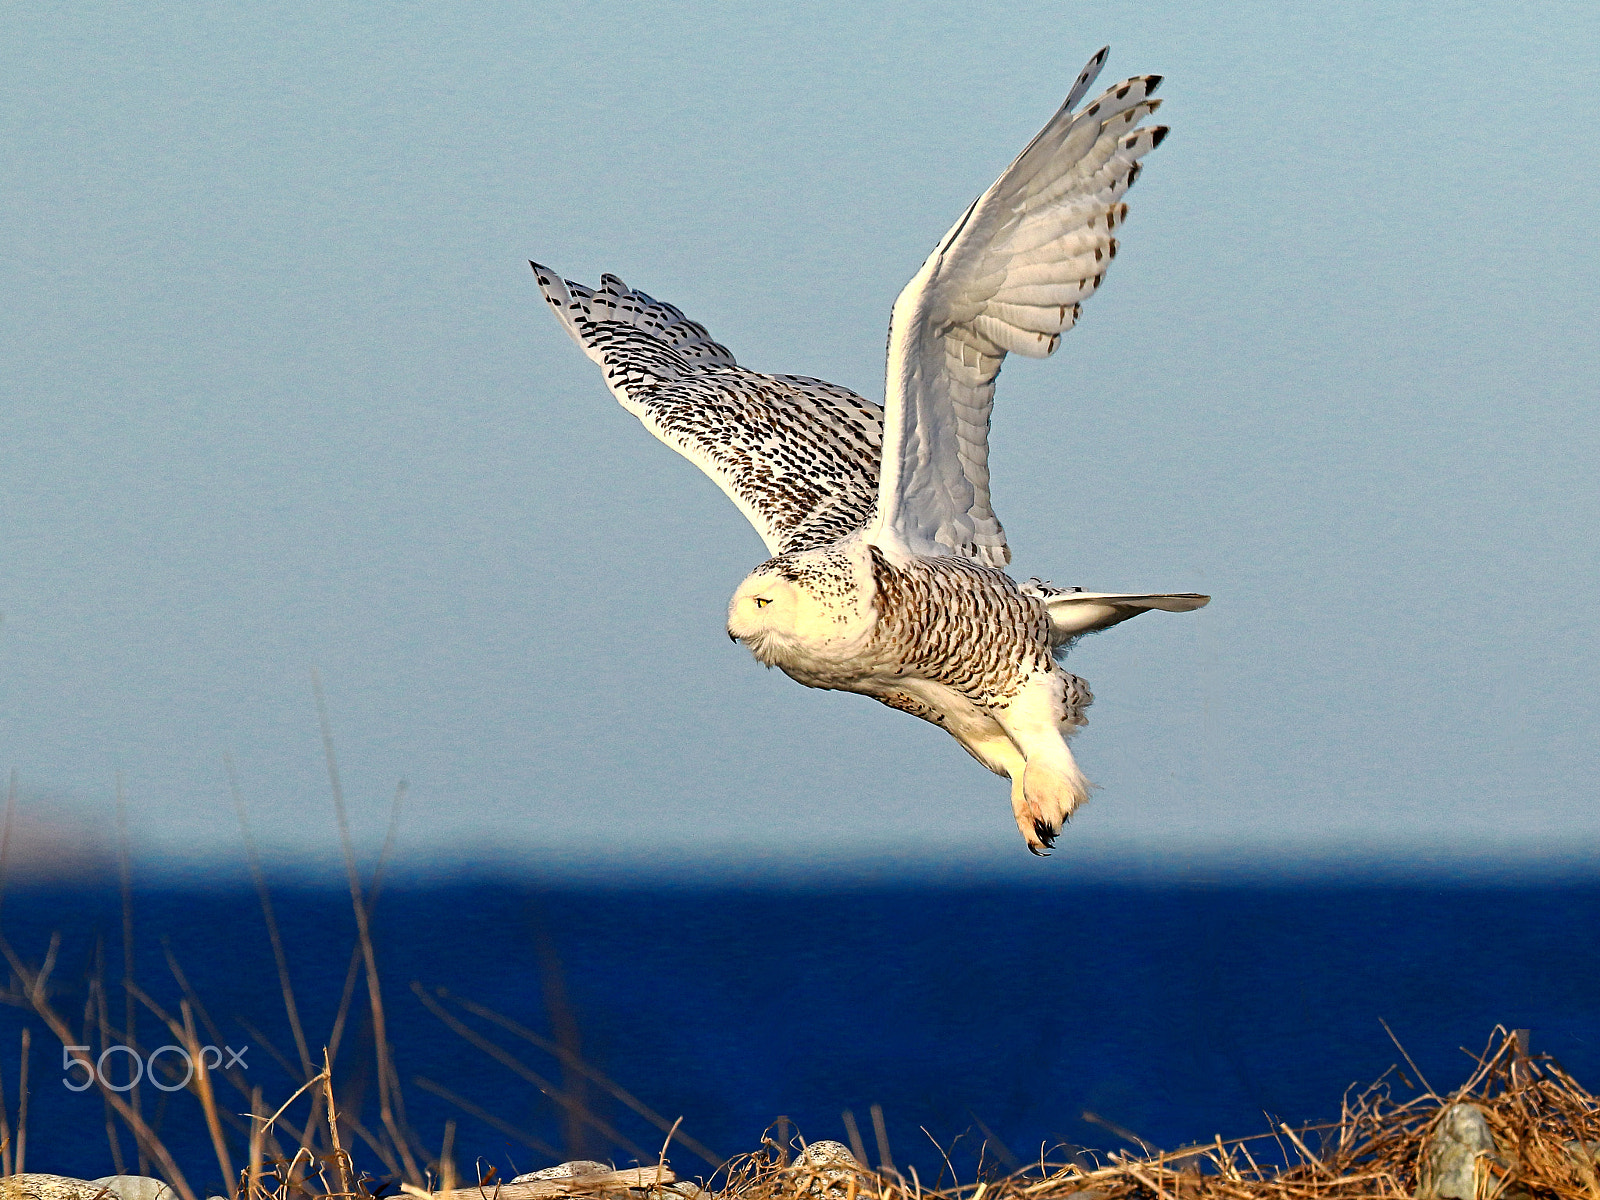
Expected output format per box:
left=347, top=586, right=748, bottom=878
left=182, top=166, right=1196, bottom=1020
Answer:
left=726, top=545, right=875, bottom=668
left=726, top=562, right=810, bottom=664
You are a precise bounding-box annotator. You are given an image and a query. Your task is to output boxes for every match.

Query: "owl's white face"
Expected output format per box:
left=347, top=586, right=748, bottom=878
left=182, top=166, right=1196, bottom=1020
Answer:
left=726, top=569, right=808, bottom=663
left=726, top=543, right=878, bottom=673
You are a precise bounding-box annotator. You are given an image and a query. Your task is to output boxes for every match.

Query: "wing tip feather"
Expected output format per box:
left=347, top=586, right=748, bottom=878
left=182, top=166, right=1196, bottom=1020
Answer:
left=529, top=260, right=592, bottom=352
left=1064, top=46, right=1112, bottom=111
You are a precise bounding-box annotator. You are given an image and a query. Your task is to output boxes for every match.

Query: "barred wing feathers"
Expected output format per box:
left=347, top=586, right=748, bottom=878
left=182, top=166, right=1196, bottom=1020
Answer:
left=532, top=263, right=884, bottom=555
left=870, top=49, right=1168, bottom=567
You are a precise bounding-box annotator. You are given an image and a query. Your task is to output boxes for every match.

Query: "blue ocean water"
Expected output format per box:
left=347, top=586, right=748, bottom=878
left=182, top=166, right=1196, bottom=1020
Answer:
left=1, top=875, right=1597, bottom=1191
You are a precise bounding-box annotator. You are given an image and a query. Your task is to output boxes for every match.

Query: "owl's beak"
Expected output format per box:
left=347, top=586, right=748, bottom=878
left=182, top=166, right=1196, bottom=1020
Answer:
left=727, top=628, right=738, bottom=642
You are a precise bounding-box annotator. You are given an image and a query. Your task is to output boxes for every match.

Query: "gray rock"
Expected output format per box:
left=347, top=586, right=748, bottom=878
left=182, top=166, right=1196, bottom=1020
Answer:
left=505, top=1163, right=699, bottom=1200
left=793, top=1142, right=859, bottom=1169
left=787, top=1141, right=865, bottom=1197
left=0, top=1177, right=104, bottom=1200
left=1, top=1177, right=180, bottom=1200
left=510, top=1162, right=616, bottom=1184
left=1418, top=1104, right=1500, bottom=1200
left=89, top=1179, right=177, bottom=1200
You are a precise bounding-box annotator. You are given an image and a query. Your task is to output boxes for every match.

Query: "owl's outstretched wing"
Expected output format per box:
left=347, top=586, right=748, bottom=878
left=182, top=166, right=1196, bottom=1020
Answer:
left=532, top=264, right=883, bottom=555
left=867, top=48, right=1167, bottom=567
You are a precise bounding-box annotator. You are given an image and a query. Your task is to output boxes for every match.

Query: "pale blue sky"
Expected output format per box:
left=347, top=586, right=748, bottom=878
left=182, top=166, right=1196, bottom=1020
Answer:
left=2, top=1, right=1596, bottom=869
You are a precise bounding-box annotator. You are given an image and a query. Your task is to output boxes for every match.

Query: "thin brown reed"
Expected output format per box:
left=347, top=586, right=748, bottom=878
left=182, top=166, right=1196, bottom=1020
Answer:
left=431, top=985, right=725, bottom=1169
left=15, top=1028, right=27, bottom=1176
left=227, top=753, right=315, bottom=1080
left=314, top=670, right=422, bottom=1182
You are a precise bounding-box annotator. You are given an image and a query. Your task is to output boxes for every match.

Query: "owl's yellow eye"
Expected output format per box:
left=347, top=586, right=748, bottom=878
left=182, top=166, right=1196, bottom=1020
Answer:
left=754, top=597, right=771, bottom=608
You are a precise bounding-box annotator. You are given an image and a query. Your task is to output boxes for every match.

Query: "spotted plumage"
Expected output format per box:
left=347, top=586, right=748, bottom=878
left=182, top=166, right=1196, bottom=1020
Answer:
left=531, top=48, right=1209, bottom=853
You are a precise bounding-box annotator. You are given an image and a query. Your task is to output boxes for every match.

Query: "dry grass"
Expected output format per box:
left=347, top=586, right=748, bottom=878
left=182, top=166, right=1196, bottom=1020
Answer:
left=712, top=1029, right=1600, bottom=1200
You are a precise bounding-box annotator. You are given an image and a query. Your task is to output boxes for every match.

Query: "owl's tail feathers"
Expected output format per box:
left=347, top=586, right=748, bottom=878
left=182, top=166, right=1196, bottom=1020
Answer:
left=1020, top=582, right=1210, bottom=644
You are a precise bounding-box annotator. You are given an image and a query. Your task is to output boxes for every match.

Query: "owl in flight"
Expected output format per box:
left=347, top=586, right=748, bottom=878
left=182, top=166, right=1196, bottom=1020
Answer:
left=532, top=49, right=1207, bottom=853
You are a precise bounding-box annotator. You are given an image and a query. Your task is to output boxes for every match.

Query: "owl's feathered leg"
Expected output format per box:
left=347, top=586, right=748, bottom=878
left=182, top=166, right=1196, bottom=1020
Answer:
left=992, top=673, right=1093, bottom=855
left=947, top=729, right=1042, bottom=853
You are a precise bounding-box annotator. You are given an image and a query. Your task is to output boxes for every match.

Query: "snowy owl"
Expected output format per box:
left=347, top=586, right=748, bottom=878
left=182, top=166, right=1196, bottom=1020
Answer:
left=531, top=49, right=1208, bottom=854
